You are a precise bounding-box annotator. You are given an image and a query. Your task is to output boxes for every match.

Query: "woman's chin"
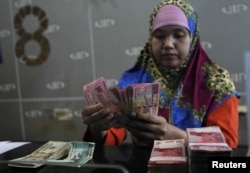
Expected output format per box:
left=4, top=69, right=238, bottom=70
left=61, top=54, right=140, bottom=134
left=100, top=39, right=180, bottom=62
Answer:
left=162, top=64, right=179, bottom=69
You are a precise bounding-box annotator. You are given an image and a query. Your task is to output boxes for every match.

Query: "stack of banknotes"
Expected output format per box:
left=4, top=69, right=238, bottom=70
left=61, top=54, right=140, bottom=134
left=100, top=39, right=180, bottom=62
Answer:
left=148, top=139, right=188, bottom=173
left=8, top=141, right=95, bottom=168
left=83, top=77, right=161, bottom=121
left=186, top=126, right=232, bottom=173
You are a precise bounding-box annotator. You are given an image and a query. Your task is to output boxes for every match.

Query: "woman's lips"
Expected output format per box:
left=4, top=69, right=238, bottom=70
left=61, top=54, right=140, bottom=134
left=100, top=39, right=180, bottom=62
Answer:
left=162, top=54, right=177, bottom=59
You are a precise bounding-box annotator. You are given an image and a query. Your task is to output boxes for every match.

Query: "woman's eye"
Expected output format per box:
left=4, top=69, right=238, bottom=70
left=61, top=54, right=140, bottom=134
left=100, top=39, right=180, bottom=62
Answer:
left=174, top=33, right=185, bottom=39
left=154, top=33, right=165, bottom=40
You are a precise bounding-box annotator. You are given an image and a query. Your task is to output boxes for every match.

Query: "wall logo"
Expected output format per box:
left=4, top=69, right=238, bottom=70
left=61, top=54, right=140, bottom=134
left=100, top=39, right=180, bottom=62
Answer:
left=95, top=19, right=115, bottom=28
left=0, top=29, right=11, bottom=38
left=46, top=81, right=65, bottom=90
left=125, top=47, right=143, bottom=56
left=201, top=41, right=212, bottom=50
left=74, top=110, right=82, bottom=118
left=0, top=83, right=16, bottom=92
left=222, top=3, right=248, bottom=15
left=14, top=0, right=32, bottom=8
left=25, top=110, right=43, bottom=118
left=45, top=24, right=60, bottom=34
left=106, top=78, right=118, bottom=87
left=231, top=72, right=247, bottom=83
left=69, top=51, right=89, bottom=60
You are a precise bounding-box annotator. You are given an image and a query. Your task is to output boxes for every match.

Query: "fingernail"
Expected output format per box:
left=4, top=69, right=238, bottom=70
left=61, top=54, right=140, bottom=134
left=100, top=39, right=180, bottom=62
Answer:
left=131, top=112, right=136, bottom=117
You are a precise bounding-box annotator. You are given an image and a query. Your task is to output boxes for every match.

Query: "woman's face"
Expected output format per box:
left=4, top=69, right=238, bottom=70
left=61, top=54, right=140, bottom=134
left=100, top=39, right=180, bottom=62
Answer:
left=151, top=25, right=191, bottom=69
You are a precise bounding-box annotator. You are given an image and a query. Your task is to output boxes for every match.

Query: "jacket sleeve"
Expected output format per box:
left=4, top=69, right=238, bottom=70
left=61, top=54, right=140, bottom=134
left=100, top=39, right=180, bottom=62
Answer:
left=205, top=96, right=239, bottom=148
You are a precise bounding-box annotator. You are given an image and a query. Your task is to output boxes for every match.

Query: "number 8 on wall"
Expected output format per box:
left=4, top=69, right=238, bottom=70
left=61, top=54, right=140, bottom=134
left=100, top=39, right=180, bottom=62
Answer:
left=14, top=5, right=50, bottom=66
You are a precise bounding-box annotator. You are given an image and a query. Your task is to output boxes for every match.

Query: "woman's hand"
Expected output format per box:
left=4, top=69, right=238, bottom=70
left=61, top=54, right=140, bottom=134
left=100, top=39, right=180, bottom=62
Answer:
left=124, top=112, right=167, bottom=145
left=82, top=103, right=114, bottom=135
left=124, top=112, right=187, bottom=146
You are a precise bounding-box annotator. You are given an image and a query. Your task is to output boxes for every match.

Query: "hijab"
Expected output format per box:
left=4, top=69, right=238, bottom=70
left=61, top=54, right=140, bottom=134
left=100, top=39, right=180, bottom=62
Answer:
left=118, top=0, right=239, bottom=123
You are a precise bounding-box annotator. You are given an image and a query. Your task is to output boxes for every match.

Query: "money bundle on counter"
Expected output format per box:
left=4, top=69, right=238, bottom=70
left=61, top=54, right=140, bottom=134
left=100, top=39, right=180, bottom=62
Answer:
left=8, top=141, right=95, bottom=168
left=186, top=126, right=232, bottom=173
left=148, top=139, right=188, bottom=173
left=83, top=77, right=161, bottom=125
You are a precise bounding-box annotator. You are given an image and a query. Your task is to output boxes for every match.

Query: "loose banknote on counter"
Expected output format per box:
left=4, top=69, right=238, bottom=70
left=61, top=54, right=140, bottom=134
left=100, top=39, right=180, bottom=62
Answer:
left=8, top=141, right=95, bottom=168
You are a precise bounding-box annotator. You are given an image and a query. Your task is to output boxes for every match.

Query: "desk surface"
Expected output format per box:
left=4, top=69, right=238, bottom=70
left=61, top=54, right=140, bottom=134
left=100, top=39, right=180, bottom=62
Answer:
left=0, top=142, right=248, bottom=173
left=0, top=142, right=152, bottom=173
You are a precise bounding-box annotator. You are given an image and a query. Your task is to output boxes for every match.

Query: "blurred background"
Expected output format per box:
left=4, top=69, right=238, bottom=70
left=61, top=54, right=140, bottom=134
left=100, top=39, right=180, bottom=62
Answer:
left=0, top=0, right=249, bottom=152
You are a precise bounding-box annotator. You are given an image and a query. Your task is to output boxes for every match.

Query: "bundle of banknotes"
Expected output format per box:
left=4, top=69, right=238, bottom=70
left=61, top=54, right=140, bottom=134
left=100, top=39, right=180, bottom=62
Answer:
left=83, top=77, right=161, bottom=116
left=186, top=126, right=232, bottom=173
left=8, top=141, right=95, bottom=168
left=148, top=139, right=188, bottom=173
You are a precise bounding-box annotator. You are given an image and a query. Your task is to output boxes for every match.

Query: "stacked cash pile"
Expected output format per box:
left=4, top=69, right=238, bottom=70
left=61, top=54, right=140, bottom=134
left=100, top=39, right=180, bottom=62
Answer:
left=148, top=139, right=188, bottom=173
left=83, top=77, right=161, bottom=126
left=187, top=126, right=232, bottom=173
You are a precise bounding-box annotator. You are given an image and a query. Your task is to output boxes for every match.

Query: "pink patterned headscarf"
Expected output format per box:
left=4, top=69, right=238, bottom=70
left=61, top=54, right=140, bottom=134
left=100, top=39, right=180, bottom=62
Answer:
left=152, top=4, right=189, bottom=33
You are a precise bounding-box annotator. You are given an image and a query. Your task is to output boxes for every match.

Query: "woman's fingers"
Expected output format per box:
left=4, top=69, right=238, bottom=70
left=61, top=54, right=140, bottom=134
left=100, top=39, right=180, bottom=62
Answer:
left=82, top=103, right=113, bottom=124
left=81, top=103, right=103, bottom=116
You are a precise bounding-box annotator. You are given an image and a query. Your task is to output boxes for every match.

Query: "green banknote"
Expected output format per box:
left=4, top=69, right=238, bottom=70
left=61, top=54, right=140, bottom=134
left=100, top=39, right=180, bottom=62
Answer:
left=8, top=141, right=95, bottom=168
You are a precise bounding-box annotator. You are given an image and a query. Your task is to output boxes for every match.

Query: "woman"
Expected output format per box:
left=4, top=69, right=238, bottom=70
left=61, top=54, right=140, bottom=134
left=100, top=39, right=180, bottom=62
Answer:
left=82, top=0, right=240, bottom=148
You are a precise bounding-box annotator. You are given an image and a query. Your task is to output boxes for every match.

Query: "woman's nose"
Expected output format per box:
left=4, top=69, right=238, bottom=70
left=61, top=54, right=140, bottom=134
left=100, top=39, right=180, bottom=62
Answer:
left=164, top=36, right=174, bottom=48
